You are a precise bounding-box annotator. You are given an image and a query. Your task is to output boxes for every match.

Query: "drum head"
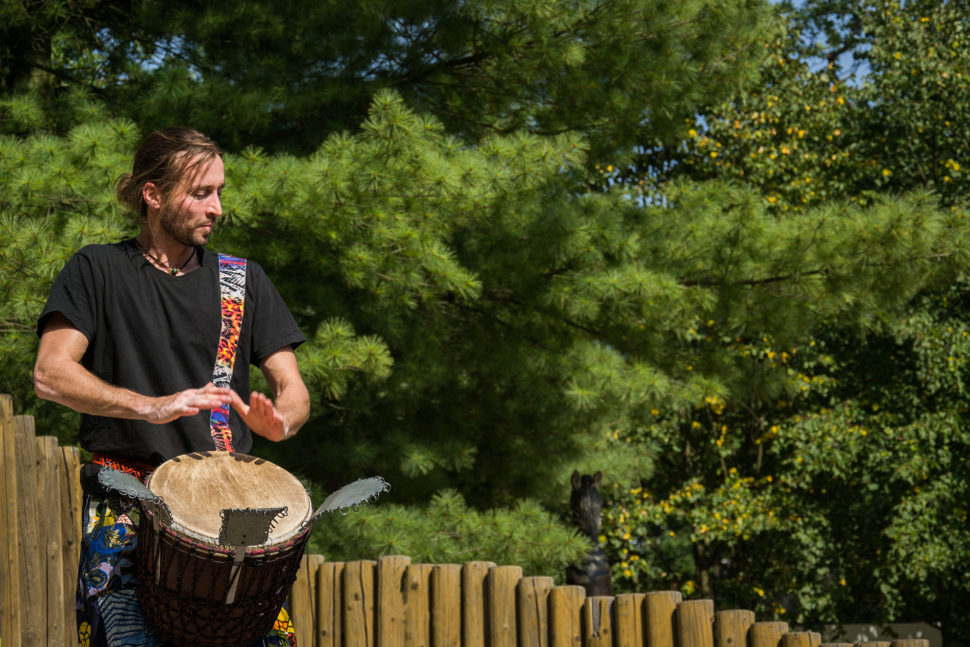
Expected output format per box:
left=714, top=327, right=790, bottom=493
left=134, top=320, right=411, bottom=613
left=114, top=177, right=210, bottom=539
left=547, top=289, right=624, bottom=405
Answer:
left=148, top=451, right=311, bottom=544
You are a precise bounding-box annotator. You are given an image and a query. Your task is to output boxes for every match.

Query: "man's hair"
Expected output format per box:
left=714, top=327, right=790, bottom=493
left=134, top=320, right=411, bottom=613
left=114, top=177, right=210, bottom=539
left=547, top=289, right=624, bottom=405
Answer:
left=116, top=127, right=222, bottom=219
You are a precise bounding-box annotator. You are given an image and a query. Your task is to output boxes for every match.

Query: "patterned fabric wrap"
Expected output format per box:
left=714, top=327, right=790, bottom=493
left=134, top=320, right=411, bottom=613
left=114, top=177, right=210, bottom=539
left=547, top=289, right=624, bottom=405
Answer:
left=209, top=253, right=247, bottom=452
left=91, top=453, right=155, bottom=482
left=76, top=493, right=296, bottom=646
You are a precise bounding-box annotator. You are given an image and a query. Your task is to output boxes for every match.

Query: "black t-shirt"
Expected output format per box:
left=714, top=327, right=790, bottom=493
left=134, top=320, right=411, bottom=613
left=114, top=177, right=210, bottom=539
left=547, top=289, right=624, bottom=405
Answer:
left=37, top=239, right=305, bottom=466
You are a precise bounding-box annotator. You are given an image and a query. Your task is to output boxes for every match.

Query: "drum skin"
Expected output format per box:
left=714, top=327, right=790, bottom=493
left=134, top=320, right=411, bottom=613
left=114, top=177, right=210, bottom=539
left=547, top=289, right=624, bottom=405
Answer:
left=137, top=451, right=312, bottom=647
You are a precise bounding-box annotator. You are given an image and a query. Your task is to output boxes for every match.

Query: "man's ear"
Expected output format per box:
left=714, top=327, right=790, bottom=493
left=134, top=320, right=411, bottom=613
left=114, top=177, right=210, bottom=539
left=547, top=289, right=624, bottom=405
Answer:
left=142, top=182, right=162, bottom=210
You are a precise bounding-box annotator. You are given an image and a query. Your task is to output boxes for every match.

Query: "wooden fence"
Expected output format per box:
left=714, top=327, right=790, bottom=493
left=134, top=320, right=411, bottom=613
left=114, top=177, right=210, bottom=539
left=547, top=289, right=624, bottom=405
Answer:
left=0, top=395, right=933, bottom=647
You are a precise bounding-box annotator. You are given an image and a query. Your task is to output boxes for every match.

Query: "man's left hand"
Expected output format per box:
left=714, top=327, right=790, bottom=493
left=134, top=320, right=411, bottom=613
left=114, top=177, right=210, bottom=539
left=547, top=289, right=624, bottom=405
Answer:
left=230, top=390, right=289, bottom=441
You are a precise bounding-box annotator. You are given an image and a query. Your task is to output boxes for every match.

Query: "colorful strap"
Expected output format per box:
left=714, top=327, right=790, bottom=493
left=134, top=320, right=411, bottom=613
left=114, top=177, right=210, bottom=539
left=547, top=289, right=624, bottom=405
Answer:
left=209, top=254, right=247, bottom=451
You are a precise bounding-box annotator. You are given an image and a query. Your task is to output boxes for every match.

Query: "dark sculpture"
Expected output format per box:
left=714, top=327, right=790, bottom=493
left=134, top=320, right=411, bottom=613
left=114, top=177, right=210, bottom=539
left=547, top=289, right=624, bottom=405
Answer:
left=565, top=470, right=613, bottom=596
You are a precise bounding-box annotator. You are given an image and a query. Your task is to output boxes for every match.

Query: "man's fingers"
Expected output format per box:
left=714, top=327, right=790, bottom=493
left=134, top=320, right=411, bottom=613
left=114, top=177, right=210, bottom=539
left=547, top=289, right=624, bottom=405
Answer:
left=228, top=390, right=248, bottom=413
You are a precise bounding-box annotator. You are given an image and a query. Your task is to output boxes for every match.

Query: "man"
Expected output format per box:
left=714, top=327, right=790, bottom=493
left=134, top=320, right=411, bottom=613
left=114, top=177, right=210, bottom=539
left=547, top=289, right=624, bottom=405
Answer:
left=34, top=127, right=310, bottom=646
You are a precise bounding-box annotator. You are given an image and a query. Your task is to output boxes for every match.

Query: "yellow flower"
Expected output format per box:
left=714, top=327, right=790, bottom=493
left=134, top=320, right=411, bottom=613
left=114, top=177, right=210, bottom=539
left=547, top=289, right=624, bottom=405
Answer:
left=882, top=168, right=892, bottom=177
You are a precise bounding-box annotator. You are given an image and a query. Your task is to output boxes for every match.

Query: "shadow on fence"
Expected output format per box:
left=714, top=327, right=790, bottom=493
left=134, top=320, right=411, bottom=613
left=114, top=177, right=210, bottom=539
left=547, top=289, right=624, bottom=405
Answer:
left=0, top=395, right=934, bottom=647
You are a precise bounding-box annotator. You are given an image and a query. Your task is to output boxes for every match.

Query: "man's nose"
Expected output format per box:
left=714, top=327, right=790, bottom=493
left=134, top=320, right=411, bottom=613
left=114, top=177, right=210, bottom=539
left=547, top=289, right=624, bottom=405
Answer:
left=209, top=194, right=222, bottom=217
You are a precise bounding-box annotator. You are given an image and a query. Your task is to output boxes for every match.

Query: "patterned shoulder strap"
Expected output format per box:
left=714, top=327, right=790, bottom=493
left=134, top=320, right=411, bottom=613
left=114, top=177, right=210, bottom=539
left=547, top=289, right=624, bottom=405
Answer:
left=209, top=253, right=247, bottom=451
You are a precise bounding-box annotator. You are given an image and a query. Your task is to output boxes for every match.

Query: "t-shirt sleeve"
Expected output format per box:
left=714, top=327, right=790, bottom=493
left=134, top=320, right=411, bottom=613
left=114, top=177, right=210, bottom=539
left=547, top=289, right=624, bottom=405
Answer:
left=248, top=261, right=305, bottom=364
left=37, top=248, right=100, bottom=340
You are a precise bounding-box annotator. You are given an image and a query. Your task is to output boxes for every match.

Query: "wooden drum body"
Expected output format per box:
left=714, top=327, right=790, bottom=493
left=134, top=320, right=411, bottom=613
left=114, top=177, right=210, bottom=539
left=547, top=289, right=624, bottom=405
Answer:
left=138, top=451, right=312, bottom=647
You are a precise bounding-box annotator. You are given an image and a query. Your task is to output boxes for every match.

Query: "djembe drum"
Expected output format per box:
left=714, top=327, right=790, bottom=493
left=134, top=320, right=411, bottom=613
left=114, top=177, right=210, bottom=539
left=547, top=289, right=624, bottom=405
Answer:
left=137, top=451, right=313, bottom=647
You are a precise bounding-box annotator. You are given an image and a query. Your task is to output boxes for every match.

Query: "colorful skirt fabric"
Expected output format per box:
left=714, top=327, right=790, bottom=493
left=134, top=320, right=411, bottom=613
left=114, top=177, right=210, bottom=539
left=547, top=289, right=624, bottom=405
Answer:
left=77, top=493, right=297, bottom=647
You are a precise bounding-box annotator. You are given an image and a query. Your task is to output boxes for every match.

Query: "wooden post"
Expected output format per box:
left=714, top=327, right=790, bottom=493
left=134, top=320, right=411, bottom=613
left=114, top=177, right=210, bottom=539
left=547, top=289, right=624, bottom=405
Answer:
left=487, top=564, right=523, bottom=647
left=715, top=610, right=755, bottom=647
left=15, top=415, right=44, bottom=646
left=317, top=561, right=345, bottom=647
left=0, top=395, right=23, bottom=647
left=750, top=622, right=790, bottom=647
left=39, top=435, right=64, bottom=647
left=377, top=555, right=412, bottom=647
left=613, top=593, right=646, bottom=647
left=582, top=596, right=614, bottom=647
left=548, top=585, right=585, bottom=647
left=463, top=561, right=496, bottom=647
left=343, top=559, right=377, bottom=647
left=59, top=445, right=82, bottom=647
left=431, top=564, right=461, bottom=647
left=517, top=576, right=554, bottom=647
left=404, top=563, right=432, bottom=647
left=676, top=599, right=714, bottom=647
left=781, top=633, right=821, bottom=647
left=643, top=591, right=681, bottom=647
left=291, top=553, right=316, bottom=647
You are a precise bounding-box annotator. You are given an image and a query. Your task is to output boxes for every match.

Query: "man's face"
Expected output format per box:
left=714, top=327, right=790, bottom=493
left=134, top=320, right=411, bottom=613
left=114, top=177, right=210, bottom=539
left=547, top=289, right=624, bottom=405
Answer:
left=161, top=154, right=225, bottom=247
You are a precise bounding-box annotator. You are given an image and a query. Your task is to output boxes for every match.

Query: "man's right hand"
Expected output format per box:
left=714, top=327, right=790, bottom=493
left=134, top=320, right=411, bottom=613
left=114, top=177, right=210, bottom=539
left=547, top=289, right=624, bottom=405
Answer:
left=143, top=383, right=232, bottom=424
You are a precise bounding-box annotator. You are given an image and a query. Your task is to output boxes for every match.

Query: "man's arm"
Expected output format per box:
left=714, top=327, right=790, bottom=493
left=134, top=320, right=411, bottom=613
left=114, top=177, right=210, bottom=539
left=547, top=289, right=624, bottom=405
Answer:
left=35, top=312, right=232, bottom=422
left=230, top=346, right=310, bottom=442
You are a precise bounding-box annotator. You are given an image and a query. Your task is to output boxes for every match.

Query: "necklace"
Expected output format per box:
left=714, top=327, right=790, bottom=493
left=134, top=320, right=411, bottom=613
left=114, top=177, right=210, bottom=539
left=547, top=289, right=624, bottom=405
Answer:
left=136, top=240, right=196, bottom=276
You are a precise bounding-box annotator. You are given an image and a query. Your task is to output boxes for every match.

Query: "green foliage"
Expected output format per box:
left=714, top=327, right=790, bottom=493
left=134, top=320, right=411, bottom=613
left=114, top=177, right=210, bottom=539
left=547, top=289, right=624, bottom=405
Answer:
left=670, top=0, right=970, bottom=209
left=3, top=0, right=775, bottom=160
left=310, top=489, right=589, bottom=577
left=598, top=0, right=970, bottom=637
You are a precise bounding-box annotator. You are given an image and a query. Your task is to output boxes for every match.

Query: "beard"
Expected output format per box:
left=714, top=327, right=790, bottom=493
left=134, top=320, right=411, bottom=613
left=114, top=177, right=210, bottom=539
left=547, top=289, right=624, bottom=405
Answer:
left=159, top=209, right=212, bottom=247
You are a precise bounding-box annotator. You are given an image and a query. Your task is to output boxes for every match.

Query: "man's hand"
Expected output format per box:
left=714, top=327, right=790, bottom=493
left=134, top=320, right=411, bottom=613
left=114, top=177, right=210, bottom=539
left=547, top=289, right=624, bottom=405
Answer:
left=230, top=390, right=288, bottom=441
left=144, top=383, right=232, bottom=425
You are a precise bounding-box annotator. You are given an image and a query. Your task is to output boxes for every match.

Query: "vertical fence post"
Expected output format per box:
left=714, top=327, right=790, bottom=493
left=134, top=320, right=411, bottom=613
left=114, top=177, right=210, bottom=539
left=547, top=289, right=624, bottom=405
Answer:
left=59, top=445, right=82, bottom=647
left=431, top=564, right=461, bottom=647
left=715, top=610, right=755, bottom=647
left=378, top=555, right=412, bottom=647
left=0, top=396, right=23, bottom=647
left=750, top=622, right=790, bottom=647
left=14, top=415, right=44, bottom=646
left=404, top=563, right=432, bottom=647
left=614, top=593, right=646, bottom=647
left=548, top=585, right=585, bottom=647
left=517, top=576, right=554, bottom=647
left=317, top=561, right=345, bottom=647
left=644, top=590, right=681, bottom=647
left=463, top=561, right=497, bottom=647
left=344, top=559, right=378, bottom=647
left=39, top=436, right=63, bottom=647
left=291, top=553, right=317, bottom=647
left=583, top=596, right=615, bottom=647
left=676, top=599, right=715, bottom=647
left=781, top=632, right=821, bottom=647
left=488, top=565, right=523, bottom=647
